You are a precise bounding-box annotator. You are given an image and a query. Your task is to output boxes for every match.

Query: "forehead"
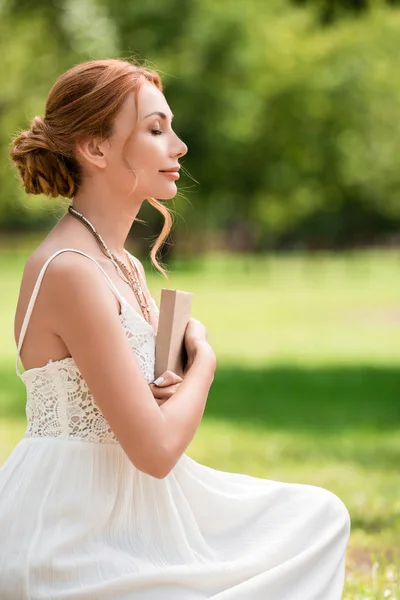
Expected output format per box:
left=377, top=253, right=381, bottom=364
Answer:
left=113, top=82, right=171, bottom=138
left=137, top=81, right=172, bottom=119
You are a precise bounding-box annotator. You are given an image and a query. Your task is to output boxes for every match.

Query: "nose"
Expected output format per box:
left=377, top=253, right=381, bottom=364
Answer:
left=174, top=134, right=188, bottom=159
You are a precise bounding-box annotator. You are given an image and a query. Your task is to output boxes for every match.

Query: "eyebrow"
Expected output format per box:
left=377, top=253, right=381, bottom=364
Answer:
left=142, top=111, right=174, bottom=121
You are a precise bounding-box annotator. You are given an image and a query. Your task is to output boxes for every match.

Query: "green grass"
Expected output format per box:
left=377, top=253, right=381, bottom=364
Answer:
left=1, top=244, right=399, bottom=599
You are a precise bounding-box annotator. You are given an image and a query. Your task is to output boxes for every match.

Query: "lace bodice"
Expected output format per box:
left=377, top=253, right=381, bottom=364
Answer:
left=16, top=249, right=158, bottom=444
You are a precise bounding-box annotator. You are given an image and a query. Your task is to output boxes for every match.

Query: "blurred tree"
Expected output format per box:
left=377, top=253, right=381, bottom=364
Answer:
left=1, top=0, right=400, bottom=252
left=292, top=0, right=400, bottom=24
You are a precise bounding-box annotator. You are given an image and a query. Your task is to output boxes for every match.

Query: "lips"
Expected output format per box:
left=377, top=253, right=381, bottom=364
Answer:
left=160, top=170, right=180, bottom=180
left=160, top=166, right=181, bottom=173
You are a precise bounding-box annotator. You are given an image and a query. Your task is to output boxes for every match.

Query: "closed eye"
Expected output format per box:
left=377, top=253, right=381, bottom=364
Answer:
left=151, top=129, right=163, bottom=136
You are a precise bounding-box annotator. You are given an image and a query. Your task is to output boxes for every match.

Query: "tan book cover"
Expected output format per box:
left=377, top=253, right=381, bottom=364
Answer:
left=154, top=289, right=193, bottom=379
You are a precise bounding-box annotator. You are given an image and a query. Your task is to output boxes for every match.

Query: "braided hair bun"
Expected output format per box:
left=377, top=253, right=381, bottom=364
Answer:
left=10, top=116, right=78, bottom=198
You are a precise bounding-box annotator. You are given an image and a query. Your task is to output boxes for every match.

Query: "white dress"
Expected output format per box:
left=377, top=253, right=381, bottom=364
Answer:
left=0, top=248, right=350, bottom=600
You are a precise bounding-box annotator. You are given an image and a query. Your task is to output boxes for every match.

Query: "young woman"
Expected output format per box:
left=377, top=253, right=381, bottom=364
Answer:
left=0, top=59, right=350, bottom=599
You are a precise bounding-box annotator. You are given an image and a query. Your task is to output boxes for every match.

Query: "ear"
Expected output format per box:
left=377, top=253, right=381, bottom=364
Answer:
left=75, top=136, right=109, bottom=169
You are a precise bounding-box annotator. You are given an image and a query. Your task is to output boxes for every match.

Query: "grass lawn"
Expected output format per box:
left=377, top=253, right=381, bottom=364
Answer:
left=0, top=243, right=399, bottom=599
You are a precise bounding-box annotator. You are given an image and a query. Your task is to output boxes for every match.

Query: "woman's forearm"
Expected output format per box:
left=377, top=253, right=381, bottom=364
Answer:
left=158, top=343, right=216, bottom=475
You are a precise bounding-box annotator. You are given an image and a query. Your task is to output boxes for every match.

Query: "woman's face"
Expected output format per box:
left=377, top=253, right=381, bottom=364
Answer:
left=105, top=81, right=188, bottom=200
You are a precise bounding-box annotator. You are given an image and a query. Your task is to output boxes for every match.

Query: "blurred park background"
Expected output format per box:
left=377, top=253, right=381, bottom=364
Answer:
left=0, top=0, right=399, bottom=598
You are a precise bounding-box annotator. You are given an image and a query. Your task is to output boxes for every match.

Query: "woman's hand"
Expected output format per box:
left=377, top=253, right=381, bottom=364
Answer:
left=149, top=370, right=183, bottom=406
left=183, top=318, right=214, bottom=375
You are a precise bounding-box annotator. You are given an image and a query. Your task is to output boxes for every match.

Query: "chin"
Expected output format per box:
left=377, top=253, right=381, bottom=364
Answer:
left=154, top=189, right=178, bottom=201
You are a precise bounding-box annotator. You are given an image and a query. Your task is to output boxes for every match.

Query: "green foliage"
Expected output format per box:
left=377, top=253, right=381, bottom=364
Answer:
left=241, top=7, right=400, bottom=247
left=1, top=0, right=400, bottom=249
left=292, top=0, right=399, bottom=25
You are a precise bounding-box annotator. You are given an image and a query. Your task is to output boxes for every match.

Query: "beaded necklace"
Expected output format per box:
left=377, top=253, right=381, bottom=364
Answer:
left=67, top=205, right=151, bottom=323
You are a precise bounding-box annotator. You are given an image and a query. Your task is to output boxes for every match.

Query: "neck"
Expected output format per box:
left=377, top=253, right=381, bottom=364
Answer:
left=68, top=187, right=145, bottom=260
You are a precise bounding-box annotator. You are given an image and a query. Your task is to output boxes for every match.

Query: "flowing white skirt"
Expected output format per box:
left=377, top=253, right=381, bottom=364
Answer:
left=0, top=437, right=350, bottom=599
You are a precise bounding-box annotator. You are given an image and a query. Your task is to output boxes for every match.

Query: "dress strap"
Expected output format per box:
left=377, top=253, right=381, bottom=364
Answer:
left=16, top=248, right=126, bottom=379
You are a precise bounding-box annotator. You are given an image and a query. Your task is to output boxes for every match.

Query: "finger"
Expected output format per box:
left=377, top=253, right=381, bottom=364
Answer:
left=152, top=383, right=180, bottom=400
left=150, top=383, right=180, bottom=400
left=149, top=384, right=163, bottom=399
left=152, top=371, right=183, bottom=387
left=156, top=371, right=183, bottom=386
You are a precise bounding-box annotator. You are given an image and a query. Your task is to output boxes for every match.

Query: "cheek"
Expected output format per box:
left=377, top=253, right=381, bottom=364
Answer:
left=113, top=134, right=172, bottom=193
left=125, top=134, right=162, bottom=168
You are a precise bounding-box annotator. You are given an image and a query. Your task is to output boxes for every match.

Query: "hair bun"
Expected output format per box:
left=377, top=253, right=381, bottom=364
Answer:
left=9, top=116, right=77, bottom=198
left=30, top=115, right=46, bottom=136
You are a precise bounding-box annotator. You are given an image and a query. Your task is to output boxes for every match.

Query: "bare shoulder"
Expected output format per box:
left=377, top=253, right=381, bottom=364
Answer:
left=25, top=248, right=119, bottom=320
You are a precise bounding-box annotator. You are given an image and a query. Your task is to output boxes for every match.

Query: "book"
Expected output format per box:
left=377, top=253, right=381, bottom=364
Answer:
left=154, top=289, right=193, bottom=379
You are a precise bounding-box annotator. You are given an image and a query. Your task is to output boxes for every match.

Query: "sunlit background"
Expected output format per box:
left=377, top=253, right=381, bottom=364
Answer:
left=0, top=1, right=399, bottom=598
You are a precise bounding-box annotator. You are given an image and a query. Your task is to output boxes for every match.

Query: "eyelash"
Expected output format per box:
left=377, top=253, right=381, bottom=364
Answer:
left=151, top=129, right=163, bottom=136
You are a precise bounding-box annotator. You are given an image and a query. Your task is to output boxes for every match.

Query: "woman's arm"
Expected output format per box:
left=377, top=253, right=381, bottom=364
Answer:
left=44, top=252, right=215, bottom=479
left=158, top=342, right=216, bottom=474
